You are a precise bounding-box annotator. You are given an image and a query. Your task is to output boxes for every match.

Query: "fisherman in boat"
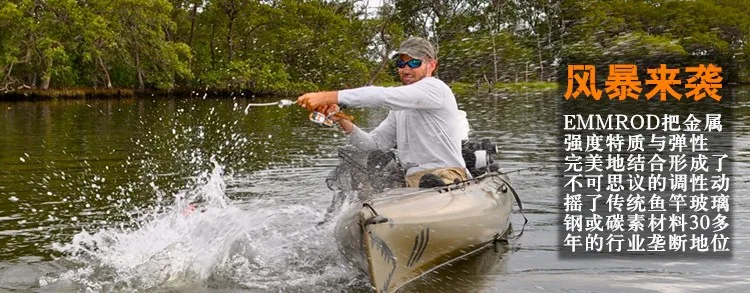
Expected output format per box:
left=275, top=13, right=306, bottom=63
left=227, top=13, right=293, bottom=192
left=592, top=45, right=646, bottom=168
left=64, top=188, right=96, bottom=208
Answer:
left=297, top=37, right=470, bottom=188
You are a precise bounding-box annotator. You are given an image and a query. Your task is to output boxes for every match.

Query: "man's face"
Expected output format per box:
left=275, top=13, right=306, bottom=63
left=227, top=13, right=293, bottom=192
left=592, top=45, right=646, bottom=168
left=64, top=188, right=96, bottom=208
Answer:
left=397, top=54, right=436, bottom=85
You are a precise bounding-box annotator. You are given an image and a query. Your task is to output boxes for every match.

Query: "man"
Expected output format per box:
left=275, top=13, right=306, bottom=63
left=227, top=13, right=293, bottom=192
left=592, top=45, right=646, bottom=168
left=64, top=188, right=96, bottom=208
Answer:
left=297, top=37, right=469, bottom=188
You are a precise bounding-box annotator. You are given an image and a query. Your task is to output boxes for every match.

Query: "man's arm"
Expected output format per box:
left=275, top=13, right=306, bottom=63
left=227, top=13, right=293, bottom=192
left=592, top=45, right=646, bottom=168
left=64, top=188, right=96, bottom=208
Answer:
left=296, top=78, right=447, bottom=111
left=338, top=78, right=446, bottom=110
left=346, top=112, right=397, bottom=151
left=297, top=91, right=338, bottom=111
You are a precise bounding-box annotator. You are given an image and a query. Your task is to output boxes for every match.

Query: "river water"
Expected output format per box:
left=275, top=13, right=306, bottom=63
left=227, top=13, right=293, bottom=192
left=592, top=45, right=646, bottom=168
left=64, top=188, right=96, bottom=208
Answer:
left=0, top=88, right=747, bottom=292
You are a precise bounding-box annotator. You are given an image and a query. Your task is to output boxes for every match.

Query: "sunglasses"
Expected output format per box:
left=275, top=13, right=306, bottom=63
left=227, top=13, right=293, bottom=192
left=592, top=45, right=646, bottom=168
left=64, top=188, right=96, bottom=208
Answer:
left=395, top=59, right=423, bottom=69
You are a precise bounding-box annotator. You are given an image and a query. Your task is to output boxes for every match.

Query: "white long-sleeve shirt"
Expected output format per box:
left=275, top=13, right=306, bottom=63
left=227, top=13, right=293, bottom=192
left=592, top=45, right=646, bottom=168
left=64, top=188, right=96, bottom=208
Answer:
left=338, top=77, right=467, bottom=176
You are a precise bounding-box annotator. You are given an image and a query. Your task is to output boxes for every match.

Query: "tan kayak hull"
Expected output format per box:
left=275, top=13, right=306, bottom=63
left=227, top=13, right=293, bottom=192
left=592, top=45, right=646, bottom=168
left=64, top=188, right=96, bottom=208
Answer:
left=335, top=174, right=514, bottom=292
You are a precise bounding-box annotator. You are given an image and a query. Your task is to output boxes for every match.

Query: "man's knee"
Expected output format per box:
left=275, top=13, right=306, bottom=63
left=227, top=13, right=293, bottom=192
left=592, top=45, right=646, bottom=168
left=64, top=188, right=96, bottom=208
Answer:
left=407, top=168, right=468, bottom=188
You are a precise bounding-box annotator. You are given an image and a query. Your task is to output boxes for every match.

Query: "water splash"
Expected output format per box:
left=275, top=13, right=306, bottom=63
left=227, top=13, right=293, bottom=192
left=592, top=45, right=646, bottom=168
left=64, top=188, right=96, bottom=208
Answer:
left=45, top=162, right=363, bottom=292
left=18, top=98, right=366, bottom=292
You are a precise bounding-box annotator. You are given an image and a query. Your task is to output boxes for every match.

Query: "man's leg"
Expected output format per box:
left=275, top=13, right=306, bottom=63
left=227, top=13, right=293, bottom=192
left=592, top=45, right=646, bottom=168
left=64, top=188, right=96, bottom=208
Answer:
left=405, top=167, right=468, bottom=188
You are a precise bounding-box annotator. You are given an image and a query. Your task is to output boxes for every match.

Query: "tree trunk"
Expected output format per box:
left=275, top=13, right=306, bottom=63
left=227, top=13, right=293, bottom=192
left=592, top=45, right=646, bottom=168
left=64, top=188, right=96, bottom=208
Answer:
left=484, top=74, right=493, bottom=93
left=227, top=14, right=235, bottom=62
left=135, top=52, right=144, bottom=89
left=27, top=34, right=36, bottom=89
left=367, top=57, right=390, bottom=86
left=1, top=63, right=13, bottom=91
left=546, top=1, right=558, bottom=82
left=98, top=54, right=112, bottom=89
left=492, top=32, right=498, bottom=83
left=432, top=33, right=440, bottom=78
left=525, top=61, right=529, bottom=83
left=1, top=63, right=10, bottom=83
left=547, top=21, right=553, bottom=82
left=188, top=3, right=198, bottom=47
left=221, top=0, right=247, bottom=62
left=41, top=72, right=51, bottom=90
left=40, top=47, right=54, bottom=90
left=537, top=35, right=544, bottom=81
left=210, top=23, right=217, bottom=67
left=367, top=8, right=395, bottom=86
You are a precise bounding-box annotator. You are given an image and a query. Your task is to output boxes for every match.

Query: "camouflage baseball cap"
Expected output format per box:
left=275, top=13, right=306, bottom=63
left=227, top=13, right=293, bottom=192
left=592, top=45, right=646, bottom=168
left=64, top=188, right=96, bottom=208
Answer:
left=393, top=37, right=436, bottom=60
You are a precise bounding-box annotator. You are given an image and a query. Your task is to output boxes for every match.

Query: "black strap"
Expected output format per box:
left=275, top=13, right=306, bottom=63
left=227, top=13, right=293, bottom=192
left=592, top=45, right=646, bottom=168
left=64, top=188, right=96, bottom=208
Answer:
left=362, top=202, right=379, bottom=216
left=496, top=175, right=529, bottom=237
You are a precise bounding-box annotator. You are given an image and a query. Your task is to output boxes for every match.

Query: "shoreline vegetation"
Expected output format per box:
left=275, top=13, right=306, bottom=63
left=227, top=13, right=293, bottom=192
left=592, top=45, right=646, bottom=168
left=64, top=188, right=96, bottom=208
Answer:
left=0, top=81, right=559, bottom=101
left=0, top=0, right=748, bottom=98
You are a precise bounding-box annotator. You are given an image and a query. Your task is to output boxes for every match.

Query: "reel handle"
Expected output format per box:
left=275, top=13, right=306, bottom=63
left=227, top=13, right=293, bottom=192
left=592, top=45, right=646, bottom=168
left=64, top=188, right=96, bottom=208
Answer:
left=331, top=111, right=354, bottom=122
left=309, top=108, right=355, bottom=127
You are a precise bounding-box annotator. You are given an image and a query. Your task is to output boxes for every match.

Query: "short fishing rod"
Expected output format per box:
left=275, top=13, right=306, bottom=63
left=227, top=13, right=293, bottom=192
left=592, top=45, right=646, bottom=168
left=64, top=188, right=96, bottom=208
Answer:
left=499, top=165, right=555, bottom=175
left=245, top=99, right=355, bottom=126
left=245, top=99, right=295, bottom=107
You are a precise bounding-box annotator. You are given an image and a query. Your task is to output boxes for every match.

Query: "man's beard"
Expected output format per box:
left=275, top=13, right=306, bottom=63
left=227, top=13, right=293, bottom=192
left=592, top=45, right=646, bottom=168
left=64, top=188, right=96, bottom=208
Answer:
left=400, top=73, right=421, bottom=85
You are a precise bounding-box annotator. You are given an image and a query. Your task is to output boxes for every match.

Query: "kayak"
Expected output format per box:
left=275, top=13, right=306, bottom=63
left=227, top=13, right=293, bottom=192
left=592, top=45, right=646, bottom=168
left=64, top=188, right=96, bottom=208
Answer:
left=334, top=172, right=516, bottom=293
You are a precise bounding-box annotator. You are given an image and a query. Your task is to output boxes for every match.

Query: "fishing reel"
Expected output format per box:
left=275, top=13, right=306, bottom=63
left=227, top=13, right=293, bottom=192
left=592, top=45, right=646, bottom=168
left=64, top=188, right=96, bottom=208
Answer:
left=309, top=111, right=337, bottom=127
left=309, top=105, right=354, bottom=127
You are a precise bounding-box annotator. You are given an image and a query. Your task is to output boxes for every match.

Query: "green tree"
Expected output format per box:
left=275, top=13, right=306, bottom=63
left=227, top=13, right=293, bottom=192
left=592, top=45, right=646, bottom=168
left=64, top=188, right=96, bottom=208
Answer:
left=105, top=0, right=191, bottom=89
left=0, top=2, right=26, bottom=91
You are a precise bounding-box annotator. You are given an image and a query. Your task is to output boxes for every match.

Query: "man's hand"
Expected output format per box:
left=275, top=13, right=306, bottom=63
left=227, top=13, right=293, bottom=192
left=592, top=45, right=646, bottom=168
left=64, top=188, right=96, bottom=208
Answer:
left=329, top=114, right=355, bottom=134
left=297, top=91, right=353, bottom=133
left=315, top=104, right=340, bottom=116
left=314, top=104, right=355, bottom=133
left=296, top=91, right=338, bottom=111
